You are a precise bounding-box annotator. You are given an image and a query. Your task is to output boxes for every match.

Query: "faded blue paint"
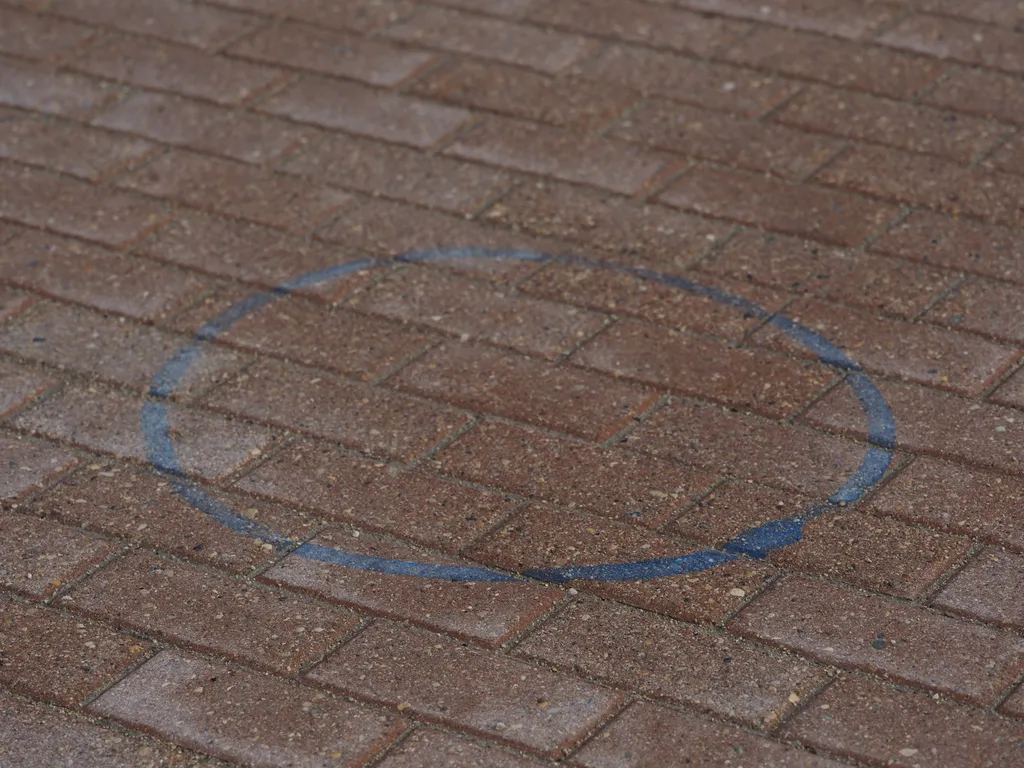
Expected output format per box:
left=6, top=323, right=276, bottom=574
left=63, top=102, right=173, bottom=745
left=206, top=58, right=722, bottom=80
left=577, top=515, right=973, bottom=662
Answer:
left=142, top=247, right=896, bottom=583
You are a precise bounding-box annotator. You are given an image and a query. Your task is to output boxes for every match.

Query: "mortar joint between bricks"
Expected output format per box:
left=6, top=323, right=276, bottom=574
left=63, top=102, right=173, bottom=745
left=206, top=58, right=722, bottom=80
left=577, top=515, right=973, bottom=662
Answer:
left=247, top=520, right=333, bottom=582
left=980, top=349, right=1024, bottom=400
left=294, top=617, right=374, bottom=679
left=559, top=692, right=637, bottom=763
left=74, top=637, right=165, bottom=711
left=784, top=371, right=847, bottom=427
left=908, top=273, right=967, bottom=323
left=554, top=311, right=617, bottom=363
left=990, top=667, right=1024, bottom=716
left=717, top=566, right=784, bottom=630
left=652, top=475, right=727, bottom=536
left=361, top=723, right=421, bottom=768
left=600, top=390, right=672, bottom=449
left=46, top=538, right=135, bottom=606
left=857, top=204, right=913, bottom=253
left=209, top=13, right=275, bottom=57
left=917, top=540, right=987, bottom=606
left=968, top=125, right=1020, bottom=169
left=416, top=413, right=481, bottom=466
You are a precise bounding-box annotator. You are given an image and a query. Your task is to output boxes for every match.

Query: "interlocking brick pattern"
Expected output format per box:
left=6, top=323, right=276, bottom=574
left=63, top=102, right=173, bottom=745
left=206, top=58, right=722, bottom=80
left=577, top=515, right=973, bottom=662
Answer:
left=2, top=1, right=1024, bottom=765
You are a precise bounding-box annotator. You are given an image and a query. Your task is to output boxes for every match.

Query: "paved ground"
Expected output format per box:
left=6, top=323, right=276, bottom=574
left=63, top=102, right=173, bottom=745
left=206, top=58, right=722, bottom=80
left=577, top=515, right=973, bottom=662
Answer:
left=2, top=0, right=1024, bottom=766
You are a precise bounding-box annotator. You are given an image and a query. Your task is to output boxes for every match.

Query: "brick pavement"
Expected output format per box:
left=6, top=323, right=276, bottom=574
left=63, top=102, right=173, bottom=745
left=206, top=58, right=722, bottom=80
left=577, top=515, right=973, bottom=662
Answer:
left=1, top=1, right=1023, bottom=766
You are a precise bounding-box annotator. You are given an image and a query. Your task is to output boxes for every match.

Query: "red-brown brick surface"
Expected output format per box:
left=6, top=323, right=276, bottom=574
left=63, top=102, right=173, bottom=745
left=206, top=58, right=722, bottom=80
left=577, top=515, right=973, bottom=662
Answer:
left=4, top=2, right=1024, bottom=765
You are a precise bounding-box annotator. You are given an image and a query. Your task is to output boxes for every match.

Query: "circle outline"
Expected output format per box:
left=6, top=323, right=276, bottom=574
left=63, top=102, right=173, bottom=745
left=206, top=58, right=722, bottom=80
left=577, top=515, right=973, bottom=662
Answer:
left=142, top=248, right=896, bottom=584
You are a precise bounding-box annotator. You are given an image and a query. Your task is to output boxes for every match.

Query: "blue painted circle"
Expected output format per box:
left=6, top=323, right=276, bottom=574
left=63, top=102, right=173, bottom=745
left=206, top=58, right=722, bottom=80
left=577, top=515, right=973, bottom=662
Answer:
left=143, top=248, right=896, bottom=584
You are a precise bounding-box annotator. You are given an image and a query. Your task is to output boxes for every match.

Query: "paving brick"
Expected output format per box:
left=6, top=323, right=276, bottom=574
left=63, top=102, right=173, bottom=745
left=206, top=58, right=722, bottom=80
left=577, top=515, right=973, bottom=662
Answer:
left=263, top=527, right=560, bottom=647
left=0, top=509, right=116, bottom=600
left=438, top=420, right=716, bottom=529
left=0, top=690, right=216, bottom=768
left=279, top=132, right=515, bottom=215
left=610, top=98, right=842, bottom=180
left=933, top=548, right=1024, bottom=631
left=135, top=212, right=366, bottom=300
left=378, top=728, right=545, bottom=768
left=772, top=83, right=1009, bottom=163
left=382, top=6, right=594, bottom=74
left=71, top=35, right=284, bottom=105
left=203, top=0, right=412, bottom=33
left=447, top=116, right=671, bottom=195
left=926, top=277, right=1024, bottom=343
left=699, top=228, right=955, bottom=318
left=234, top=440, right=519, bottom=553
left=721, top=25, right=944, bottom=99
left=574, top=699, right=844, bottom=768
left=816, top=143, right=1024, bottom=228
left=0, top=433, right=79, bottom=501
left=119, top=149, right=352, bottom=234
left=870, top=209, right=1024, bottom=284
left=575, top=318, right=834, bottom=419
left=769, top=509, right=971, bottom=599
left=677, top=0, right=902, bottom=39
left=0, top=5, right=97, bottom=61
left=306, top=620, right=624, bottom=758
left=1, top=231, right=205, bottom=320
left=516, top=596, right=826, bottom=729
left=481, top=181, right=730, bottom=272
left=781, top=675, right=1024, bottom=767
left=0, top=597, right=152, bottom=706
left=427, top=0, right=539, bottom=17
left=880, top=14, right=1024, bottom=75
left=259, top=74, right=471, bottom=147
left=658, top=166, right=899, bottom=247
left=391, top=342, right=657, bottom=441
left=922, top=66, right=1024, bottom=125
left=206, top=294, right=434, bottom=382
left=528, top=0, right=749, bottom=57
left=29, top=462, right=320, bottom=574
left=350, top=265, right=606, bottom=359
left=313, top=199, right=556, bottom=285
left=0, top=162, right=170, bottom=248
left=868, top=456, right=1024, bottom=552
left=803, top=380, right=1024, bottom=483
left=227, top=19, right=435, bottom=86
left=0, top=55, right=118, bottom=117
left=467, top=504, right=772, bottom=624
left=913, top=0, right=1024, bottom=27
left=753, top=297, right=1017, bottom=396
left=0, top=301, right=246, bottom=398
left=625, top=397, right=869, bottom=496
left=522, top=262, right=787, bottom=341
left=67, top=549, right=360, bottom=675
left=92, top=90, right=316, bottom=165
left=730, top=575, right=1024, bottom=704
left=50, top=0, right=260, bottom=50
left=90, top=649, right=406, bottom=766
left=0, top=114, right=156, bottom=181
left=203, top=358, right=466, bottom=461
left=13, top=381, right=277, bottom=480
left=0, top=357, right=56, bottom=418
left=576, top=43, right=802, bottom=118
left=411, top=58, right=638, bottom=132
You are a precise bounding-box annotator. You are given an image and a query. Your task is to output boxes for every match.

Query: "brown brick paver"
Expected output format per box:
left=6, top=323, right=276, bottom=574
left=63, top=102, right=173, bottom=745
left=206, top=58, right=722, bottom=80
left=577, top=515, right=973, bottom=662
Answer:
left=4, top=2, right=1024, bottom=764
left=90, top=650, right=406, bottom=767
